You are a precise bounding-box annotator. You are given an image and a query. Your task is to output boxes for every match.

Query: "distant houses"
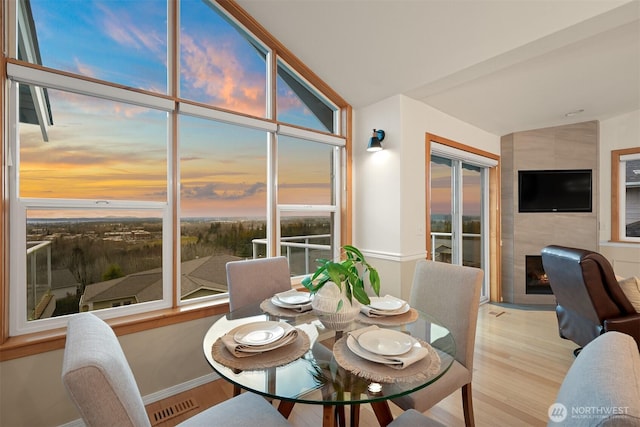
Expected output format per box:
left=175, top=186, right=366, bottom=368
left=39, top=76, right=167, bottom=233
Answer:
left=32, top=254, right=243, bottom=318
left=79, top=254, right=242, bottom=311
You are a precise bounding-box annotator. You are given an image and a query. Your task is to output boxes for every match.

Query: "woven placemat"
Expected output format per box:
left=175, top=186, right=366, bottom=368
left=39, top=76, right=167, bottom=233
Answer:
left=356, top=308, right=419, bottom=326
left=333, top=335, right=441, bottom=383
left=259, top=299, right=313, bottom=318
left=212, top=330, right=311, bottom=371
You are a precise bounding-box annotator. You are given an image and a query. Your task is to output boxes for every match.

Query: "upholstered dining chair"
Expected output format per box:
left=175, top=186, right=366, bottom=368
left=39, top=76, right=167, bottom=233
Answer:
left=392, top=260, right=483, bottom=427
left=226, top=256, right=292, bottom=311
left=61, top=312, right=291, bottom=427
left=225, top=256, right=293, bottom=396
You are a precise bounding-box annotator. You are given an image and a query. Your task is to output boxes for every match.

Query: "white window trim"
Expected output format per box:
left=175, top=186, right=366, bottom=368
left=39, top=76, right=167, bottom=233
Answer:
left=431, top=142, right=498, bottom=168
left=179, top=102, right=277, bottom=132
left=277, top=124, right=345, bottom=146
left=8, top=63, right=174, bottom=111
left=10, top=202, right=173, bottom=335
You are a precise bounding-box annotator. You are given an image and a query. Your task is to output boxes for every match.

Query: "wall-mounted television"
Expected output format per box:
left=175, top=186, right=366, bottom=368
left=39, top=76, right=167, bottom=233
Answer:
left=518, top=169, right=592, bottom=213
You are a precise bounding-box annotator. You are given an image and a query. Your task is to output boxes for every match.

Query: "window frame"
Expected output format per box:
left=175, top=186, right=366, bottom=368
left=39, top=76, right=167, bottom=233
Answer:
left=611, top=147, right=640, bottom=243
left=0, top=0, right=352, bottom=359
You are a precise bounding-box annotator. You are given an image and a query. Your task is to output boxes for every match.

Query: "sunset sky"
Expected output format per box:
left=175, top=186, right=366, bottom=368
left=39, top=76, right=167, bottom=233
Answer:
left=430, top=157, right=482, bottom=217
left=20, top=0, right=332, bottom=218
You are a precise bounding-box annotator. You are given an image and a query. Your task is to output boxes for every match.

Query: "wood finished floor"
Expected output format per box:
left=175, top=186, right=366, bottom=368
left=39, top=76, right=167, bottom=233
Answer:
left=145, top=303, right=576, bottom=427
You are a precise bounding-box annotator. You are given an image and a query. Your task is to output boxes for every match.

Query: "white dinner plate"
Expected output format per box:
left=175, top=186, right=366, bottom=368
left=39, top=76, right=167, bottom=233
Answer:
left=357, top=329, right=416, bottom=356
left=271, top=296, right=312, bottom=309
left=234, top=321, right=285, bottom=345
left=277, top=291, right=312, bottom=305
left=346, top=335, right=402, bottom=365
left=367, top=296, right=405, bottom=311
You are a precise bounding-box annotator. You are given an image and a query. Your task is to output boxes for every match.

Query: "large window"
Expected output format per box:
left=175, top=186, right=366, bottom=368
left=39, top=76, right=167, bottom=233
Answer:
left=612, top=148, right=640, bottom=242
left=179, top=116, right=268, bottom=301
left=278, top=135, right=339, bottom=276
left=24, top=0, right=168, bottom=94
left=180, top=0, right=268, bottom=116
left=4, top=0, right=349, bottom=337
left=277, top=59, right=338, bottom=133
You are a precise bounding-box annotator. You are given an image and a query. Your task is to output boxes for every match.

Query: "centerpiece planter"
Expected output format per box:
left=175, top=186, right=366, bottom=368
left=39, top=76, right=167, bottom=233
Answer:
left=303, top=245, right=380, bottom=331
left=311, top=281, right=361, bottom=330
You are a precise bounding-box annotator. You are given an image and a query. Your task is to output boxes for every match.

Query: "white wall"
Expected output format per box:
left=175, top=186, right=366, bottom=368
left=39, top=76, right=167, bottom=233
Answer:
left=598, top=109, right=640, bottom=277
left=598, top=109, right=640, bottom=241
left=353, top=94, right=500, bottom=300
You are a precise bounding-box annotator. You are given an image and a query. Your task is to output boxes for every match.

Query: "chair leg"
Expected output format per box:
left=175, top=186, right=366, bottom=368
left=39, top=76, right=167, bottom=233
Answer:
left=462, top=383, right=475, bottom=427
left=233, top=384, right=241, bottom=397
left=336, top=406, right=345, bottom=427
left=350, top=404, right=360, bottom=427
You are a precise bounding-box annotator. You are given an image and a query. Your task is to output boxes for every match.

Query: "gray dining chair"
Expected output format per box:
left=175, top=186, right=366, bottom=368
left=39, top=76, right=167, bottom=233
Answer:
left=226, top=256, right=292, bottom=311
left=226, top=256, right=293, bottom=396
left=392, top=259, right=483, bottom=427
left=61, top=312, right=291, bottom=427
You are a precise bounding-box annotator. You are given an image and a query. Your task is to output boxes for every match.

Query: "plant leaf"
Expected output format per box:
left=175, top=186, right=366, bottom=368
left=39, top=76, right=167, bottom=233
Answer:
left=368, top=269, right=381, bottom=296
left=352, top=282, right=370, bottom=305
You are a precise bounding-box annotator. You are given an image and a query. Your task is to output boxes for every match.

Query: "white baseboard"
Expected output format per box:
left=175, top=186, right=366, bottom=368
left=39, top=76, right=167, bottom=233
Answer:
left=58, top=373, right=221, bottom=427
left=142, top=372, right=221, bottom=405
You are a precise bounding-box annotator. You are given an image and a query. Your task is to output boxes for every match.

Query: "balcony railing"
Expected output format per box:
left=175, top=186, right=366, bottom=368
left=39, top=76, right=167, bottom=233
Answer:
left=430, top=231, right=482, bottom=267
left=252, top=234, right=331, bottom=276
left=26, top=240, right=52, bottom=319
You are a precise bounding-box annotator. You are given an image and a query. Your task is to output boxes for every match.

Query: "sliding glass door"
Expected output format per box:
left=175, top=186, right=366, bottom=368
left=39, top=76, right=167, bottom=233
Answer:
left=430, top=153, right=490, bottom=301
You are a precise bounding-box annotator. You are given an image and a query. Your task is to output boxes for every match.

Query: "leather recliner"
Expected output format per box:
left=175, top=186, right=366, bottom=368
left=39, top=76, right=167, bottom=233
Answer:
left=540, top=245, right=640, bottom=351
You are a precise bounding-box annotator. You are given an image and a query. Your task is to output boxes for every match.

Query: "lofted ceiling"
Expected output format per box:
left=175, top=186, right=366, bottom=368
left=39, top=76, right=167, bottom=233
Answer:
left=236, top=0, right=640, bottom=136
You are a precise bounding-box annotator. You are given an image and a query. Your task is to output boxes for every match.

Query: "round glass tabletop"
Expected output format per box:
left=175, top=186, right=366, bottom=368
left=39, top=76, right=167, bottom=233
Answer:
left=202, top=302, right=455, bottom=406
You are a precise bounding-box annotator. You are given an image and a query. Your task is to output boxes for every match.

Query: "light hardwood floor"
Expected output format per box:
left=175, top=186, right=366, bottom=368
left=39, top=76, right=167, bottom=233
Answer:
left=146, top=303, right=576, bottom=427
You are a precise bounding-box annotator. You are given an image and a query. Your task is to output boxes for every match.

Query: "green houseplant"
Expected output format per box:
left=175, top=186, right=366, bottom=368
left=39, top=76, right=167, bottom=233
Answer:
left=302, top=245, right=381, bottom=313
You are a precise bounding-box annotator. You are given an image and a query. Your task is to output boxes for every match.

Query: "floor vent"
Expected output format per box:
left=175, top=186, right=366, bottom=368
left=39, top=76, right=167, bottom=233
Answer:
left=151, top=398, right=198, bottom=425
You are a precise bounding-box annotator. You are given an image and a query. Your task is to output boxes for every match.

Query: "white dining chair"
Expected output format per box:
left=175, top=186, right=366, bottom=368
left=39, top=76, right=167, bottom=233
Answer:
left=61, top=312, right=291, bottom=427
left=226, top=256, right=292, bottom=311
left=392, top=259, right=483, bottom=427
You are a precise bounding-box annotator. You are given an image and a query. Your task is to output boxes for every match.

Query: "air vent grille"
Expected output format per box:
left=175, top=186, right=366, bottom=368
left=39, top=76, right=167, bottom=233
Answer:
left=150, top=398, right=198, bottom=425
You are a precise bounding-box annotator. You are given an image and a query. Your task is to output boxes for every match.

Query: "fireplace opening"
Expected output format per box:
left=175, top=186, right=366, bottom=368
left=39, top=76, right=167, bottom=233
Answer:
left=525, top=255, right=553, bottom=295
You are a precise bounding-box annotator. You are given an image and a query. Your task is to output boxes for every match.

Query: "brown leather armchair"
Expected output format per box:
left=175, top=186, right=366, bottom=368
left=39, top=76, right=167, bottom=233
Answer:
left=540, top=245, right=640, bottom=352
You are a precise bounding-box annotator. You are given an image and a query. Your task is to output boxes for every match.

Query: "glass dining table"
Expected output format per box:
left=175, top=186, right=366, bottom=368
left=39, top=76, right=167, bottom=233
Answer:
left=202, top=301, right=455, bottom=427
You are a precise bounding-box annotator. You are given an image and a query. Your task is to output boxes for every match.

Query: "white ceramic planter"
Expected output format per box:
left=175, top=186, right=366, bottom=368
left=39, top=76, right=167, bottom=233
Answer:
left=312, top=281, right=360, bottom=330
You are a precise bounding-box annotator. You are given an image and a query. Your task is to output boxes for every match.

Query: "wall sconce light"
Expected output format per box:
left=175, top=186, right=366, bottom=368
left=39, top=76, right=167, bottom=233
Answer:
left=367, top=129, right=385, bottom=152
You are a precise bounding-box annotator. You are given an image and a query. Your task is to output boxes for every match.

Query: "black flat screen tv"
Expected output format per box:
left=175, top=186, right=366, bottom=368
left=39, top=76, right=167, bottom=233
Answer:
left=518, top=169, right=592, bottom=213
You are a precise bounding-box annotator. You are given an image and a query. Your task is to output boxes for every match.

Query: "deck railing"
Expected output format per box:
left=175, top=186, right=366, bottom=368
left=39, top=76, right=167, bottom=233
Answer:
left=26, top=240, right=52, bottom=319
left=252, top=234, right=331, bottom=276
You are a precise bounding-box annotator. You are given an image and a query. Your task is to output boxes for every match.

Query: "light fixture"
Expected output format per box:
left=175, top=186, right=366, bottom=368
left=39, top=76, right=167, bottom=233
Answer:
left=367, top=129, right=385, bottom=152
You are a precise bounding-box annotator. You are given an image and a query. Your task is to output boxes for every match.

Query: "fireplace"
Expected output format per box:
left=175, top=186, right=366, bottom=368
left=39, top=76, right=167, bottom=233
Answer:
left=525, top=255, right=552, bottom=295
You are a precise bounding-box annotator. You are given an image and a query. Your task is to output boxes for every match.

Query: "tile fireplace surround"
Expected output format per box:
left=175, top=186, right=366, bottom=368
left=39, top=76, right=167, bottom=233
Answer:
left=500, top=121, right=598, bottom=305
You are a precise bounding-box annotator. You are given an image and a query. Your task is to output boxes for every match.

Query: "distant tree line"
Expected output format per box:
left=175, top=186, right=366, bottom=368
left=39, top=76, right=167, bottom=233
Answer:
left=31, top=218, right=332, bottom=295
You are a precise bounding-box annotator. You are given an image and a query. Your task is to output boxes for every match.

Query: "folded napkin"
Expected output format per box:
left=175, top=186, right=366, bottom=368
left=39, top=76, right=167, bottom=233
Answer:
left=360, top=295, right=409, bottom=317
left=273, top=289, right=313, bottom=312
left=348, top=325, right=428, bottom=370
left=222, top=322, right=298, bottom=358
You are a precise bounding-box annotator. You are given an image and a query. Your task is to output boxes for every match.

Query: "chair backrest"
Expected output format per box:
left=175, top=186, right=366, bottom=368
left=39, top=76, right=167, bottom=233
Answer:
left=541, top=245, right=636, bottom=347
left=549, top=331, right=640, bottom=427
left=226, top=256, right=292, bottom=311
left=410, top=260, right=483, bottom=370
left=62, top=312, right=151, bottom=427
